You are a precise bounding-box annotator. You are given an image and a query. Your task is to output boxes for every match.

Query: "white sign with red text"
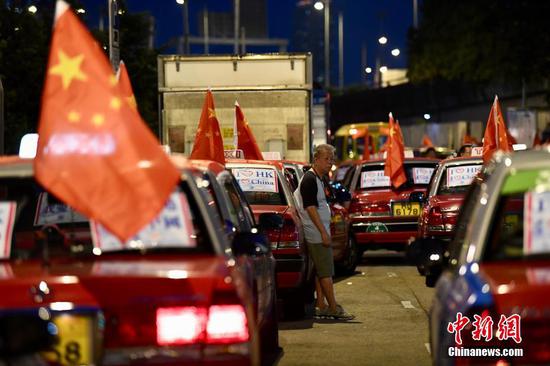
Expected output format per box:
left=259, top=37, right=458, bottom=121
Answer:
left=447, top=165, right=482, bottom=187
left=524, top=191, right=550, bottom=255
left=232, top=168, right=279, bottom=192
left=34, top=193, right=87, bottom=226
left=0, top=202, right=16, bottom=260
left=361, top=170, right=390, bottom=188
left=412, top=167, right=434, bottom=184
left=91, top=193, right=196, bottom=252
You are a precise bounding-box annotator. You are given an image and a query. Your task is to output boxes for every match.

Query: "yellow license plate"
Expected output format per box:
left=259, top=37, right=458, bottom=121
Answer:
left=42, top=314, right=93, bottom=366
left=392, top=202, right=421, bottom=217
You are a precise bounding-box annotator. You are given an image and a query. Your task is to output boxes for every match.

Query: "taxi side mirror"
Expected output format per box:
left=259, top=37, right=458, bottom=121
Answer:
left=258, top=213, right=284, bottom=231
left=231, top=231, right=271, bottom=256
left=409, top=192, right=426, bottom=203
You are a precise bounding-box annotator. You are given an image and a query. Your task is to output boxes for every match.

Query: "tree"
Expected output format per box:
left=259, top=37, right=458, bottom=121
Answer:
left=408, top=0, right=550, bottom=86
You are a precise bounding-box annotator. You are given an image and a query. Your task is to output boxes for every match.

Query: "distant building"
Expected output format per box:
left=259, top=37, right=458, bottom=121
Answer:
left=292, top=2, right=325, bottom=85
left=198, top=0, right=267, bottom=38
left=381, top=68, right=408, bottom=88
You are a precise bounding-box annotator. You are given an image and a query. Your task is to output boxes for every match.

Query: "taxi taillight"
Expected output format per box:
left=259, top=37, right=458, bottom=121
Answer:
left=156, top=305, right=249, bottom=346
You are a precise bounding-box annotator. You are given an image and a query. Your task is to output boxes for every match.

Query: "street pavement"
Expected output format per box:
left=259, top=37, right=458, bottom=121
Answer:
left=277, top=251, right=434, bottom=366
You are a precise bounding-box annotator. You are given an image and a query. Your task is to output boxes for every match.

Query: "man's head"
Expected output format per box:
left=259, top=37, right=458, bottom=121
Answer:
left=312, top=144, right=335, bottom=176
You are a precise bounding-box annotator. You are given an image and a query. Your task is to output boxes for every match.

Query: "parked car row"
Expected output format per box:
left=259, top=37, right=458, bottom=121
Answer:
left=0, top=155, right=280, bottom=365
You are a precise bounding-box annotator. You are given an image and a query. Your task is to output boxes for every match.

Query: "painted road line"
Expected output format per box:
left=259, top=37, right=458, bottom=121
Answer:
left=387, top=272, right=397, bottom=278
left=401, top=300, right=415, bottom=309
left=425, top=343, right=431, bottom=354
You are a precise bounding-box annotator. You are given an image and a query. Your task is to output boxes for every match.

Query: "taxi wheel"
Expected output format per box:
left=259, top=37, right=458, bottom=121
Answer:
left=337, top=235, right=359, bottom=276
left=417, top=264, right=426, bottom=276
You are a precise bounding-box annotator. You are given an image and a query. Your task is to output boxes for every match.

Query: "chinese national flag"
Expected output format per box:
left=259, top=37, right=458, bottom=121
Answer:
left=482, top=96, right=514, bottom=163
left=34, top=1, right=180, bottom=242
left=361, top=128, right=372, bottom=160
left=235, top=101, right=263, bottom=160
left=384, top=113, right=407, bottom=188
left=116, top=60, right=137, bottom=111
left=190, top=90, right=225, bottom=165
left=422, top=134, right=434, bottom=147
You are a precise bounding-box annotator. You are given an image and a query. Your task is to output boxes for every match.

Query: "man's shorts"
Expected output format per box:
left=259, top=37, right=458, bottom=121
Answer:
left=307, top=242, right=334, bottom=278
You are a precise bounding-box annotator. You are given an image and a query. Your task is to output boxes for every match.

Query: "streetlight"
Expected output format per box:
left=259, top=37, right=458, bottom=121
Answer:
left=365, top=67, right=372, bottom=74
left=314, top=0, right=330, bottom=89
left=391, top=48, right=400, bottom=57
left=379, top=66, right=388, bottom=73
left=28, top=5, right=37, bottom=13
left=76, top=8, right=86, bottom=14
left=378, top=36, right=388, bottom=45
left=176, top=0, right=189, bottom=54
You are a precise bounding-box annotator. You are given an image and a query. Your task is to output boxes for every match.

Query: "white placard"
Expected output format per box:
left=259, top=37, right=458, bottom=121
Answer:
left=471, top=147, right=484, bottom=157
left=262, top=151, right=281, bottom=161
left=360, top=170, right=390, bottom=188
left=0, top=202, right=16, bottom=259
left=524, top=191, right=550, bottom=255
left=446, top=165, right=482, bottom=187
left=34, top=193, right=88, bottom=226
left=91, top=193, right=196, bottom=252
left=232, top=168, right=279, bottom=192
left=412, top=167, right=434, bottom=184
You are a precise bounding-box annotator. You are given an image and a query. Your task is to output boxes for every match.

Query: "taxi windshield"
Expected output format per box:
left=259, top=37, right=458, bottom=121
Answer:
left=357, top=162, right=436, bottom=190
left=231, top=167, right=288, bottom=205
left=437, top=164, right=482, bottom=195
left=0, top=177, right=211, bottom=261
left=484, top=169, right=550, bottom=261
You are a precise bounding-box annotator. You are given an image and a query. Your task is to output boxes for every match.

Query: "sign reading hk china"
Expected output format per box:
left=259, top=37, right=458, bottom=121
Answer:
left=447, top=312, right=522, bottom=345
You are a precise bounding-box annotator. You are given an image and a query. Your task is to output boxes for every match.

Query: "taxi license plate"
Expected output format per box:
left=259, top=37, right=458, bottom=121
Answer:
left=42, top=314, right=93, bottom=366
left=391, top=202, right=421, bottom=217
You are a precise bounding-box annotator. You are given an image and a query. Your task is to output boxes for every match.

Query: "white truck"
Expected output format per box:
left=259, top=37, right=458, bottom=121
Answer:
left=157, top=53, right=315, bottom=162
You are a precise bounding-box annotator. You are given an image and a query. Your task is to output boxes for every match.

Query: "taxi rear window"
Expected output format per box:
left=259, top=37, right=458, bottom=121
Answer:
left=484, top=169, right=550, bottom=261
left=231, top=167, right=287, bottom=205
left=437, top=164, right=482, bottom=195
left=357, top=162, right=436, bottom=190
left=0, top=177, right=212, bottom=260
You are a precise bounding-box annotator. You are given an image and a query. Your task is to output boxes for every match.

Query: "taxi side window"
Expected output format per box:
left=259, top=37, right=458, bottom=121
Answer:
left=222, top=178, right=254, bottom=232
left=482, top=194, right=524, bottom=261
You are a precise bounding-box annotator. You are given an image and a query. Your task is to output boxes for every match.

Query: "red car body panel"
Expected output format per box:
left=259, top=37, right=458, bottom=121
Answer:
left=418, top=194, right=464, bottom=240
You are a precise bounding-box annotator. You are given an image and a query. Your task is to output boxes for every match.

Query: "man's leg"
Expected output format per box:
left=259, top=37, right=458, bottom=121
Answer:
left=315, top=276, right=326, bottom=310
left=318, top=276, right=337, bottom=311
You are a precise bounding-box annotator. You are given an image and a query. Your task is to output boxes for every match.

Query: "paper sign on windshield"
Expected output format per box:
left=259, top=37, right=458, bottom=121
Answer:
left=91, top=193, right=196, bottom=252
left=524, top=191, right=550, bottom=255
left=232, top=168, right=279, bottom=192
left=446, top=165, right=482, bottom=187
left=412, top=167, right=434, bottom=184
left=34, top=193, right=87, bottom=226
left=0, top=202, right=16, bottom=259
left=471, top=147, right=483, bottom=157
left=361, top=171, right=390, bottom=188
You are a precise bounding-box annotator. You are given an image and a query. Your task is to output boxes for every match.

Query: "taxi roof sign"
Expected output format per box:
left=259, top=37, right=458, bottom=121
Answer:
left=262, top=151, right=281, bottom=160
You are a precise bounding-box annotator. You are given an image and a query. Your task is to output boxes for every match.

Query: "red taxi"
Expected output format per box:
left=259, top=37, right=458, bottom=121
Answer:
left=344, top=158, right=438, bottom=252
left=412, top=157, right=483, bottom=277
left=0, top=156, right=274, bottom=366
left=226, top=159, right=314, bottom=318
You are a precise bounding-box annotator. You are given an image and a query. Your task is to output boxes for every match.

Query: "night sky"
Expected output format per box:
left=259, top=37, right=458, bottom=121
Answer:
left=80, top=0, right=414, bottom=86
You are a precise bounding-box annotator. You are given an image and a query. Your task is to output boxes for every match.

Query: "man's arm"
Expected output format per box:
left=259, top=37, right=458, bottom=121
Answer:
left=305, top=205, right=331, bottom=247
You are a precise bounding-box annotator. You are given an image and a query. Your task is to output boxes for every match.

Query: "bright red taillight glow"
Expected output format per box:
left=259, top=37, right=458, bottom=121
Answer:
left=156, top=307, right=207, bottom=345
left=156, top=305, right=249, bottom=346
left=206, top=305, right=249, bottom=344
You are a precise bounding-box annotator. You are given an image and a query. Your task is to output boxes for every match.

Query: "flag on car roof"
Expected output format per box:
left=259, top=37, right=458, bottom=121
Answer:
left=384, top=113, right=406, bottom=188
left=482, top=95, right=514, bottom=163
left=190, top=90, right=225, bottom=164
left=116, top=60, right=137, bottom=111
left=235, top=101, right=263, bottom=160
left=34, top=0, right=180, bottom=242
left=422, top=134, right=434, bottom=147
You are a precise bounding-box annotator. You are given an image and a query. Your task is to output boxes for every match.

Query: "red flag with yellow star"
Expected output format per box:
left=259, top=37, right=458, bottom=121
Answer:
left=384, top=113, right=407, bottom=188
left=116, top=60, right=137, bottom=110
left=34, top=1, right=180, bottom=242
left=190, top=90, right=225, bottom=164
left=235, top=101, right=263, bottom=160
left=482, top=95, right=514, bottom=163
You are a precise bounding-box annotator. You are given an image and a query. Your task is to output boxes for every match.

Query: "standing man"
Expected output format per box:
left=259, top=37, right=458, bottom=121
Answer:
left=299, top=144, right=354, bottom=320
